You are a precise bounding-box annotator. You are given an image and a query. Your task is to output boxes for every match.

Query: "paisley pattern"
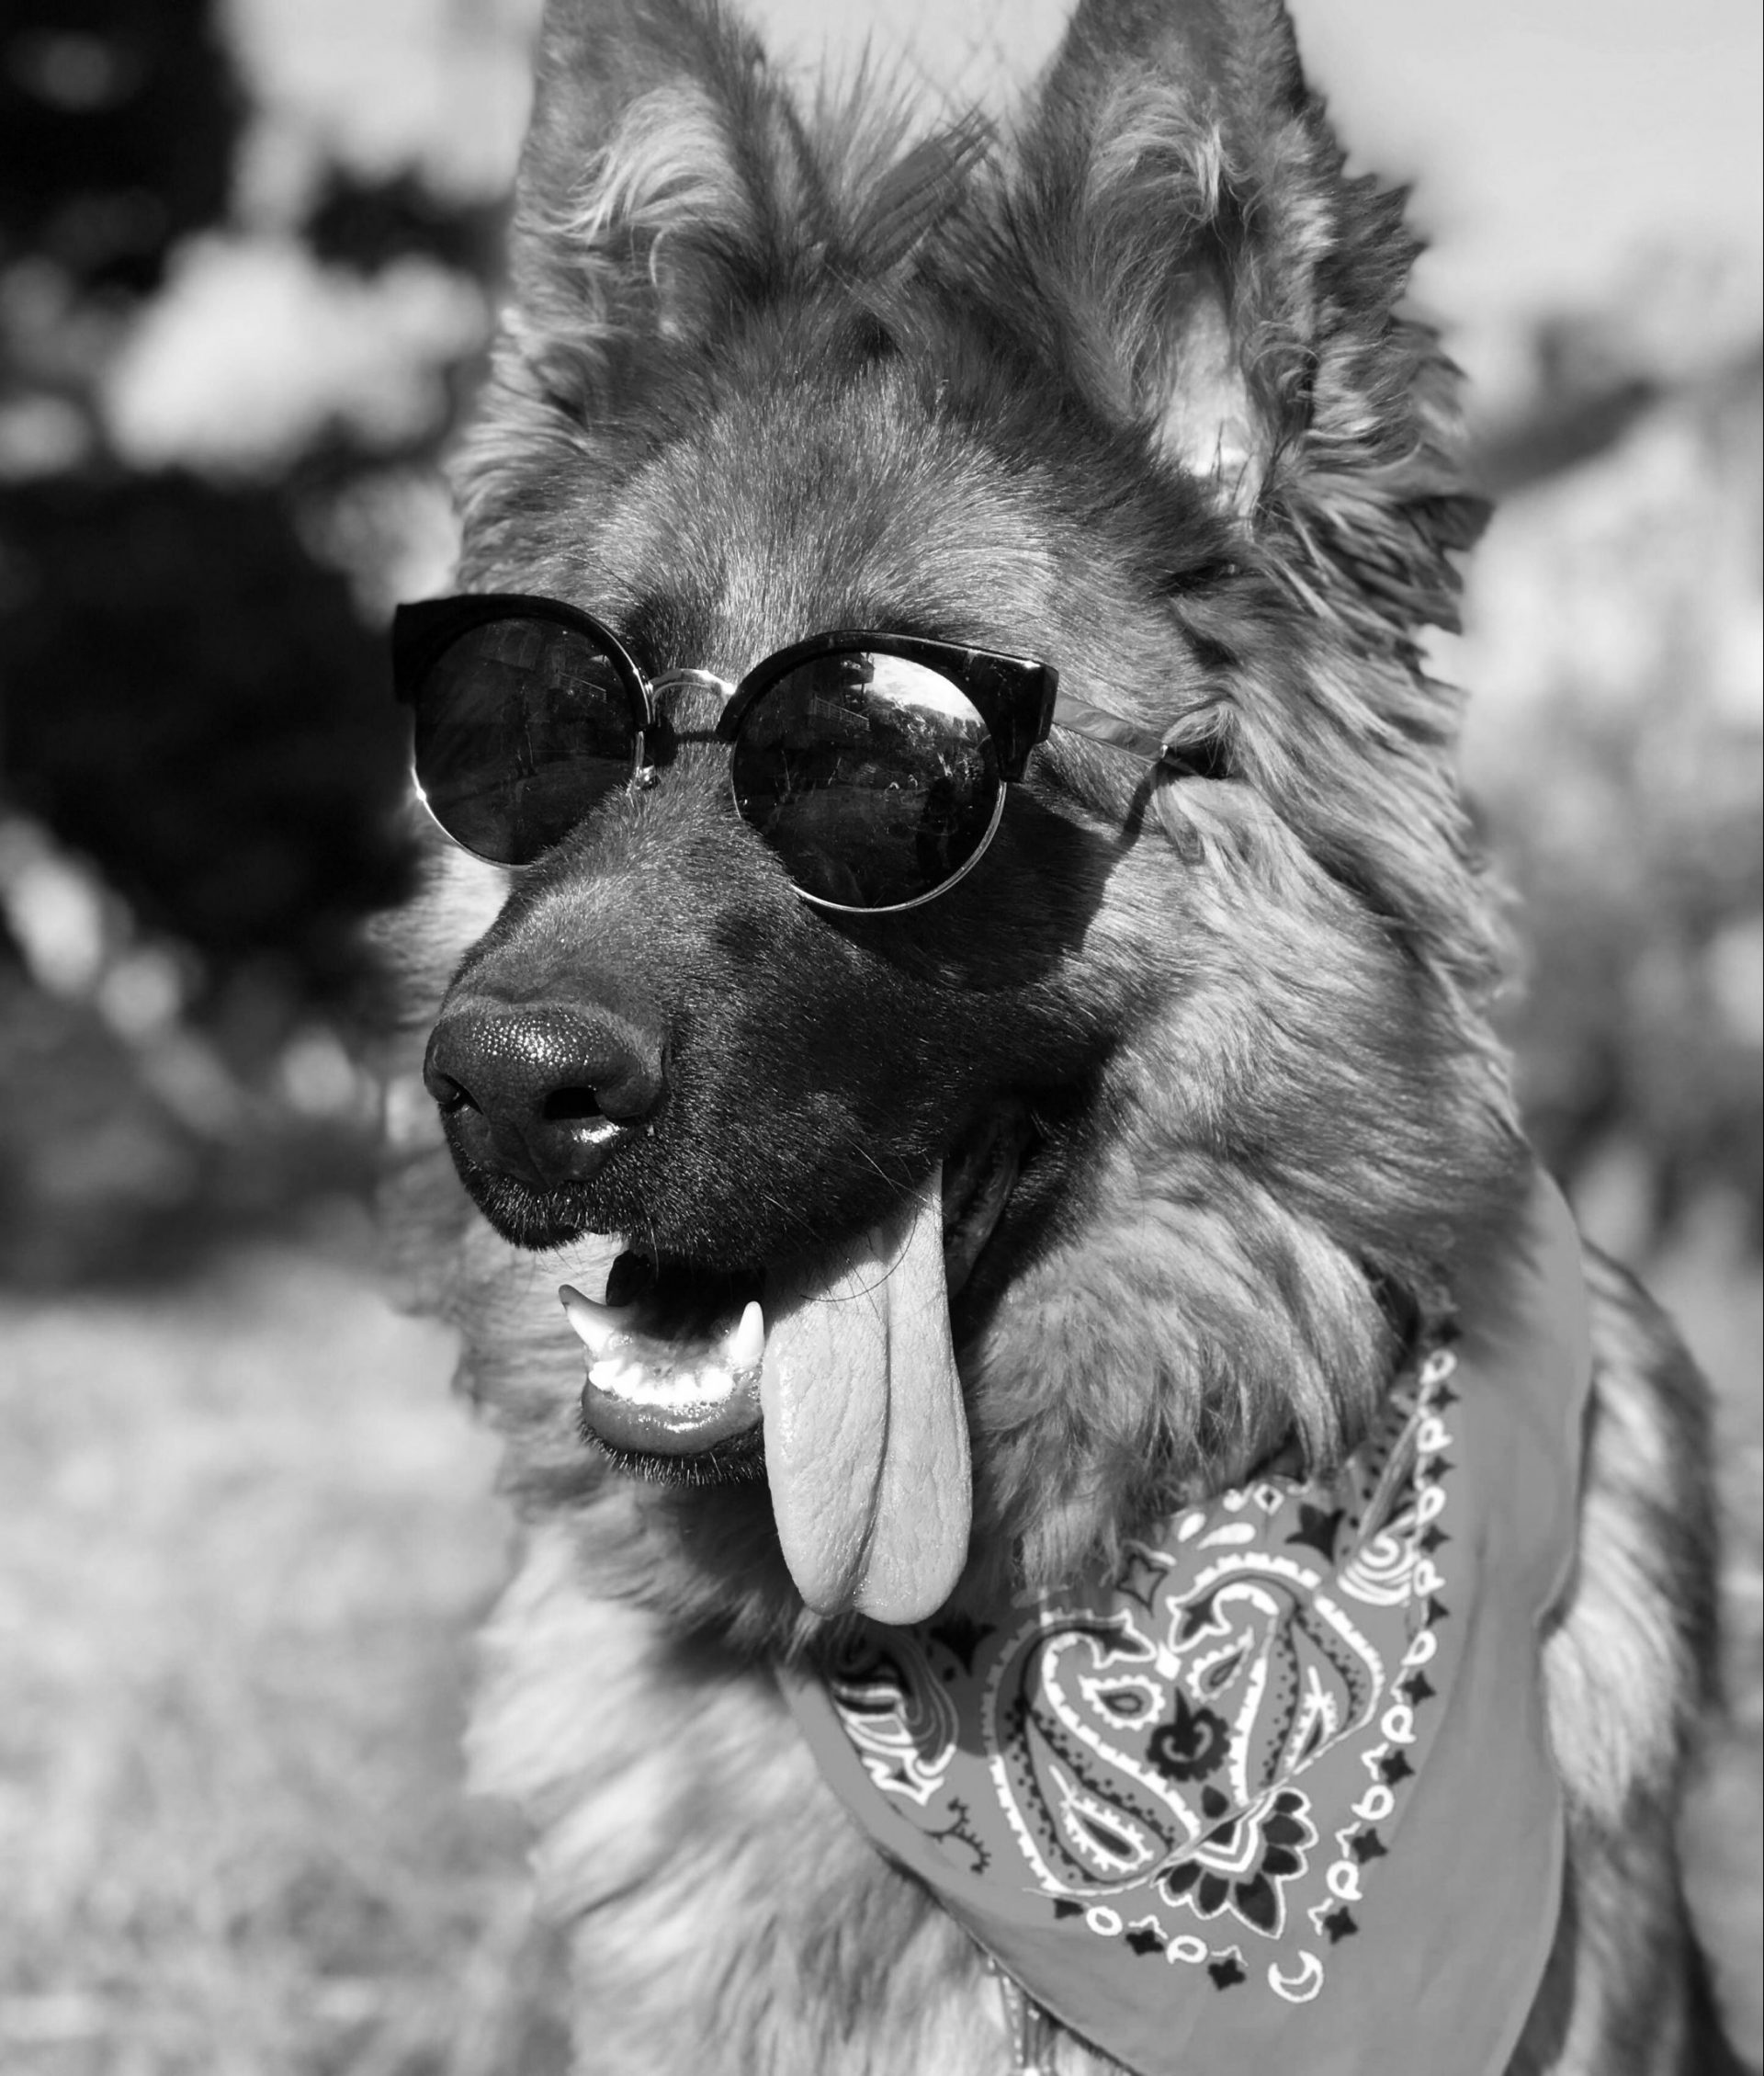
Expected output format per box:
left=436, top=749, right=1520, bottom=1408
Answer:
left=823, top=1349, right=1460, bottom=2006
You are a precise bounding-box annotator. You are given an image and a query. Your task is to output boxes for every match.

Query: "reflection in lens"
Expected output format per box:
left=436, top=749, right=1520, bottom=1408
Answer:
left=729, top=654, right=1000, bottom=909
left=413, top=618, right=639, bottom=862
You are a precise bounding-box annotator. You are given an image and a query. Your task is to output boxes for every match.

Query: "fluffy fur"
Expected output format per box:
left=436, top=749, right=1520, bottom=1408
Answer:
left=376, top=3, right=1741, bottom=2069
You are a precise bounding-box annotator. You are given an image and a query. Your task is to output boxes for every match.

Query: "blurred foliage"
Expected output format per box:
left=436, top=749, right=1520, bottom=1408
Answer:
left=305, top=168, right=507, bottom=281
left=0, top=0, right=452, bottom=1284
left=1494, top=687, right=1761, bottom=1242
left=1463, top=332, right=1763, bottom=1251
left=0, top=471, right=411, bottom=993
left=0, top=1, right=242, bottom=295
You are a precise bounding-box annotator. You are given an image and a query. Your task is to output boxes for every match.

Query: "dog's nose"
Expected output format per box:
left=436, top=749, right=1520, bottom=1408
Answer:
left=423, top=1003, right=664, bottom=1186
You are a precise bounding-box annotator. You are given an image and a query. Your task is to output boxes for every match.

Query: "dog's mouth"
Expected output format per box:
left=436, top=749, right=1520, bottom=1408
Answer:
left=560, top=1106, right=1029, bottom=1623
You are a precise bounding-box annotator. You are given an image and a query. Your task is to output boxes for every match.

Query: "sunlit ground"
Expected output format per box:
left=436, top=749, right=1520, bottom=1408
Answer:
left=0, top=1216, right=571, bottom=2076
left=0, top=1214, right=1757, bottom=2073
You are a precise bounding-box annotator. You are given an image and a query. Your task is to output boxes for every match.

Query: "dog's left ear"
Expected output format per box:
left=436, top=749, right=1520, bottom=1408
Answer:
left=1010, top=0, right=1484, bottom=636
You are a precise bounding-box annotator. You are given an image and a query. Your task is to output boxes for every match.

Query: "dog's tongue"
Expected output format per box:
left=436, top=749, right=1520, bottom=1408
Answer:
left=761, top=1165, right=971, bottom=1625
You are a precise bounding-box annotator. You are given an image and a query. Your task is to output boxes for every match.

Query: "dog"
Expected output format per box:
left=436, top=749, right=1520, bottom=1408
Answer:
left=376, top=3, right=1743, bottom=2070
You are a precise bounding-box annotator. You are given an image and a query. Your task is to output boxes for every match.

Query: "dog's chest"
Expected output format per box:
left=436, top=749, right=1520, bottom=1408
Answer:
left=467, top=1517, right=1014, bottom=2073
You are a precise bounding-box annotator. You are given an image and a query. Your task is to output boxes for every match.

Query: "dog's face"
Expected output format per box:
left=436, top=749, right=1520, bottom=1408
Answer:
left=398, top=0, right=1524, bottom=1640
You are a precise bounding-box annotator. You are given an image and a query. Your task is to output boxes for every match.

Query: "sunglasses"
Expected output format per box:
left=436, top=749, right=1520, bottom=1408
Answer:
left=391, top=593, right=1164, bottom=914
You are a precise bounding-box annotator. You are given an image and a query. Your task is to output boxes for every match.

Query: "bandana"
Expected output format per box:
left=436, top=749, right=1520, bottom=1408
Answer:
left=778, top=1171, right=1590, bottom=2076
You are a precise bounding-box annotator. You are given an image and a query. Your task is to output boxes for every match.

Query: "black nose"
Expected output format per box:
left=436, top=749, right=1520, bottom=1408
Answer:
left=423, top=1002, right=664, bottom=1186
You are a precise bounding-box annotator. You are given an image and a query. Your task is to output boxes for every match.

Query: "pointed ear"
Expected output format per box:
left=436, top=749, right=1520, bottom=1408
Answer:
left=462, top=0, right=982, bottom=526
left=1010, top=0, right=1485, bottom=636
left=504, top=0, right=786, bottom=399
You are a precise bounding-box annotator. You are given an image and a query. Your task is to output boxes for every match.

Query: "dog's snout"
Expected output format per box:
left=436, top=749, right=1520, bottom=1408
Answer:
left=424, top=1003, right=664, bottom=1186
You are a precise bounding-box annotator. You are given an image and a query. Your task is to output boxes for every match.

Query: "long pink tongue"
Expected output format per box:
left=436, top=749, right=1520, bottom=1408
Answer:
left=760, top=1166, right=971, bottom=1624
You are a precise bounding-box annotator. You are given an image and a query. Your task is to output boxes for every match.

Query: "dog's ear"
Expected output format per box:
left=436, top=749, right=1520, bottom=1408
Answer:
left=454, top=0, right=834, bottom=533
left=1010, top=0, right=1484, bottom=636
left=502, top=1, right=789, bottom=416
left=464, top=0, right=982, bottom=521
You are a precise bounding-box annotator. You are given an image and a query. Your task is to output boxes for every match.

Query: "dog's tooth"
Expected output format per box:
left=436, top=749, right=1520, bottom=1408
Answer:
left=559, top=1284, right=636, bottom=1356
left=724, top=1299, right=765, bottom=1373
left=587, top=1352, right=648, bottom=1398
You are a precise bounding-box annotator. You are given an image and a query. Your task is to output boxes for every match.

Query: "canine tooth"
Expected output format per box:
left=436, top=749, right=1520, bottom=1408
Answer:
left=559, top=1284, right=636, bottom=1356
left=724, top=1299, right=765, bottom=1372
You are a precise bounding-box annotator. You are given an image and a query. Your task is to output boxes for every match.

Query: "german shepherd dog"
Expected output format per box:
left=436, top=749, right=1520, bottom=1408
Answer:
left=379, top=2, right=1743, bottom=2070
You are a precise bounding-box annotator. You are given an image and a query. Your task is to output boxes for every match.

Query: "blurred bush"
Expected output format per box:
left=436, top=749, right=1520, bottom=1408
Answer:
left=1460, top=298, right=1763, bottom=1253
left=1, top=472, right=410, bottom=992
left=0, top=1, right=241, bottom=297
left=0, top=0, right=524, bottom=1284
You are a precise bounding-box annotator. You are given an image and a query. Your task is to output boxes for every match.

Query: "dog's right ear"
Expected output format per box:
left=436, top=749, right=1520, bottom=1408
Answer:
left=515, top=1, right=778, bottom=361
left=458, top=0, right=796, bottom=510
left=461, top=0, right=980, bottom=533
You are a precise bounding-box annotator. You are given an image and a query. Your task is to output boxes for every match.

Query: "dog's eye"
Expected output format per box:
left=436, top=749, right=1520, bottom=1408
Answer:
left=1159, top=698, right=1235, bottom=781
left=1163, top=555, right=1242, bottom=598
left=1161, top=738, right=1232, bottom=781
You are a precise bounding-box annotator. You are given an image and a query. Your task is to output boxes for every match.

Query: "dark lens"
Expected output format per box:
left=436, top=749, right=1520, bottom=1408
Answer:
left=729, top=654, right=1001, bottom=910
left=412, top=617, right=639, bottom=863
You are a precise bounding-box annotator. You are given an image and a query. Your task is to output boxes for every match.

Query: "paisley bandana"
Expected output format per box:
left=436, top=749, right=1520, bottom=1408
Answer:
left=778, top=1172, right=1591, bottom=2076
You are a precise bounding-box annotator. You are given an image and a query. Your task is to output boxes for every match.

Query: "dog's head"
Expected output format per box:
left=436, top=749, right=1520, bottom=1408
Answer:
left=389, top=0, right=1524, bottom=1645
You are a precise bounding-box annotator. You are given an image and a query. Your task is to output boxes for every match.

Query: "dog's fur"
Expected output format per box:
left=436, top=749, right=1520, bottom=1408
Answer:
left=377, top=3, right=1740, bottom=2069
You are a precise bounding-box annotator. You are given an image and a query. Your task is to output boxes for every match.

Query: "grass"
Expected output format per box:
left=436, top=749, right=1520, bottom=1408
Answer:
left=0, top=1208, right=570, bottom=2076
left=1, top=1203, right=1758, bottom=2072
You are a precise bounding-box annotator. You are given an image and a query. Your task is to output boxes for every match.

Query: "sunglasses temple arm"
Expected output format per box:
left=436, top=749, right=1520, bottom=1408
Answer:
left=1049, top=694, right=1169, bottom=764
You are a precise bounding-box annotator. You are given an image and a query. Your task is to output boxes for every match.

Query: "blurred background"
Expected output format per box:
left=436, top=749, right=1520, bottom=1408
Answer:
left=0, top=1, right=1757, bottom=2069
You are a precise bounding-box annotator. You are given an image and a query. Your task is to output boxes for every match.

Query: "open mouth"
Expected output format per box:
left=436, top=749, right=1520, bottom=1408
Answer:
left=559, top=1105, right=1029, bottom=1623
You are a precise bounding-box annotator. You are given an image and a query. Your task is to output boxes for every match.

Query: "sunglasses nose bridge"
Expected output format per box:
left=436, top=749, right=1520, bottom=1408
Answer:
left=651, top=667, right=735, bottom=703
left=650, top=669, right=739, bottom=755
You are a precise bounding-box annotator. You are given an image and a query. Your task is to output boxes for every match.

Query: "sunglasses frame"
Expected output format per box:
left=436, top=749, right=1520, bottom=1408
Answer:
left=391, top=592, right=1167, bottom=910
